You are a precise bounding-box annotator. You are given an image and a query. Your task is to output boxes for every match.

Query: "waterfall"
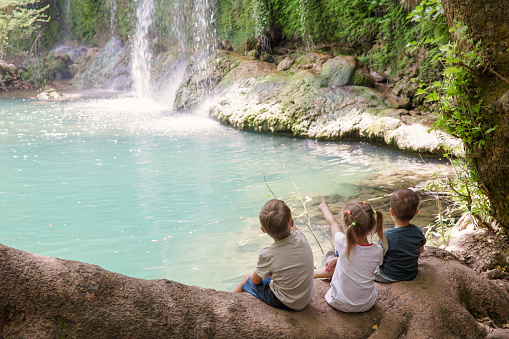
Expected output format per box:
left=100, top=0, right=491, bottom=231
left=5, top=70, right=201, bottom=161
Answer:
left=192, top=0, right=215, bottom=70
left=110, top=0, right=118, bottom=35
left=131, top=0, right=154, bottom=98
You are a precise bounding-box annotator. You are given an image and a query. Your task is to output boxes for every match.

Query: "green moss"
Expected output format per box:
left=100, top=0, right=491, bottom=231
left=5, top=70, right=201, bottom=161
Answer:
left=56, top=317, right=74, bottom=339
left=352, top=71, right=374, bottom=87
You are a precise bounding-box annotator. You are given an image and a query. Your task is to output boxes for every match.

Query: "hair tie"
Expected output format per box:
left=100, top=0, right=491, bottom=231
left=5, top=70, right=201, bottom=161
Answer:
left=373, top=211, right=377, bottom=214
left=362, top=201, right=366, bottom=204
left=352, top=222, right=356, bottom=226
left=347, top=211, right=352, bottom=215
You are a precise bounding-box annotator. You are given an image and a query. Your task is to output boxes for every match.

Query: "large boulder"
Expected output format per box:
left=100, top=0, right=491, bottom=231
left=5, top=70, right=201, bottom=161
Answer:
left=319, top=55, right=357, bottom=87
left=0, top=243, right=508, bottom=338
left=198, top=52, right=461, bottom=155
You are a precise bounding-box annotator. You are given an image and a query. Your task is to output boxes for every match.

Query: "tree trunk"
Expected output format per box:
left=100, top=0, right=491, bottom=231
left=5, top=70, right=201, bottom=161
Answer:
left=441, top=0, right=509, bottom=231
left=1, top=244, right=509, bottom=338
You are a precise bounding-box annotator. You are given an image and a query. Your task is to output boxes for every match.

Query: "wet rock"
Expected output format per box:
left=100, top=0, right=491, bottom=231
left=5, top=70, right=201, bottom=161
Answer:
left=391, top=75, right=420, bottom=108
left=277, top=57, right=294, bottom=71
left=44, top=52, right=74, bottom=80
left=289, top=52, right=333, bottom=72
left=220, top=39, right=233, bottom=51
left=0, top=60, right=36, bottom=90
left=37, top=88, right=64, bottom=101
left=319, top=56, right=356, bottom=87
left=71, top=37, right=130, bottom=91
left=247, top=50, right=259, bottom=59
left=198, top=52, right=461, bottom=155
left=371, top=71, right=389, bottom=83
left=0, top=60, right=17, bottom=78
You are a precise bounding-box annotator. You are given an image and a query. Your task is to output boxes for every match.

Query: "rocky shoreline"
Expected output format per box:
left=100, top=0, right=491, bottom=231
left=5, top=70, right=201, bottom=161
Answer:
left=173, top=49, right=461, bottom=156
left=2, top=41, right=462, bottom=156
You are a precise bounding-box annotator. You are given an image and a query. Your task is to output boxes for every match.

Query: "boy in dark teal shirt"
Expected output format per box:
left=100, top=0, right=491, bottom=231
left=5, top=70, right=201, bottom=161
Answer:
left=374, top=188, right=426, bottom=282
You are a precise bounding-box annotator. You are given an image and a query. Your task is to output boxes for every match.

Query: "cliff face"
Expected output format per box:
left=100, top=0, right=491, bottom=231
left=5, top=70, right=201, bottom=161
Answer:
left=1, top=243, right=508, bottom=338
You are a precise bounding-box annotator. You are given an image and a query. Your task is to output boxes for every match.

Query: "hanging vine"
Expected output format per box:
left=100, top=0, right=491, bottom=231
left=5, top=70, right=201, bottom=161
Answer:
left=253, top=0, right=270, bottom=52
left=298, top=0, right=313, bottom=50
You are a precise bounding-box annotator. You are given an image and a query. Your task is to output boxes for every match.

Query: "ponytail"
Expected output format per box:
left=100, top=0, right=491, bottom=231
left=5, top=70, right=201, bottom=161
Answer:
left=342, top=201, right=386, bottom=260
left=345, top=224, right=357, bottom=260
left=373, top=210, right=387, bottom=254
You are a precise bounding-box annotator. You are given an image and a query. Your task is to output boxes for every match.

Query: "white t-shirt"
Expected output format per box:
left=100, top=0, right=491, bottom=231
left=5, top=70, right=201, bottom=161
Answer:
left=255, top=230, right=315, bottom=310
left=325, top=232, right=383, bottom=312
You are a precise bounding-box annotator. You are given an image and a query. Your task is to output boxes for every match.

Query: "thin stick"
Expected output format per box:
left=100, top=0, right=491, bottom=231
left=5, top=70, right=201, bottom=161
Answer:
left=319, top=225, right=335, bottom=248
left=284, top=164, right=324, bottom=254
left=263, top=175, right=278, bottom=199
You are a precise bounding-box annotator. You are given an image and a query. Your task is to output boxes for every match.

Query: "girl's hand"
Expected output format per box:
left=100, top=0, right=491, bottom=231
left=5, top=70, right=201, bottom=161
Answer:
left=318, top=196, right=328, bottom=212
left=325, top=257, right=338, bottom=272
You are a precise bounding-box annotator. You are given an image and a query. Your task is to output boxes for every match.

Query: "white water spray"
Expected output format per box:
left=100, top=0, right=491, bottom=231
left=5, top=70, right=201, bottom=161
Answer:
left=193, top=0, right=215, bottom=70
left=131, top=0, right=154, bottom=98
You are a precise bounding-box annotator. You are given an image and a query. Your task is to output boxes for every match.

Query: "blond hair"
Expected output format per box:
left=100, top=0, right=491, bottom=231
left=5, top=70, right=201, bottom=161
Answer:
left=342, top=201, right=387, bottom=259
left=259, top=199, right=292, bottom=240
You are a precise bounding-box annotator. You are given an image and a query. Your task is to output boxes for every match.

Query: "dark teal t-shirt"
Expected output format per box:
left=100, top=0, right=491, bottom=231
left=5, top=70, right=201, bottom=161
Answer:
left=380, top=224, right=426, bottom=281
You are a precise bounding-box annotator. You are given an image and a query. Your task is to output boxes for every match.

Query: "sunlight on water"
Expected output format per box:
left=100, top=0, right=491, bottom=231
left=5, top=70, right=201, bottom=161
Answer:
left=0, top=93, right=441, bottom=290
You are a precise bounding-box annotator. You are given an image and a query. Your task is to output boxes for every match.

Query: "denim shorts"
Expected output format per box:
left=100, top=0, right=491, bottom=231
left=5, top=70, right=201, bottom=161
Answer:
left=373, top=266, right=398, bottom=283
left=242, top=277, right=291, bottom=310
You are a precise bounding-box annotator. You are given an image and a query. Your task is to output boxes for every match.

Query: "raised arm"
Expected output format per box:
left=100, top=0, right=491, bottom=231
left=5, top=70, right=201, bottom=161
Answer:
left=318, top=196, right=342, bottom=237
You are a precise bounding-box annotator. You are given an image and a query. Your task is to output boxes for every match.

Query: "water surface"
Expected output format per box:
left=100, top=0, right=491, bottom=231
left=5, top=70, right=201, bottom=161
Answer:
left=0, top=92, right=439, bottom=290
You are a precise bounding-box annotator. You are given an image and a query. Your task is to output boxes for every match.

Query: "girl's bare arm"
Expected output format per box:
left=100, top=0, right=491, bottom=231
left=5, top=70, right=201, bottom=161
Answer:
left=319, top=196, right=342, bottom=237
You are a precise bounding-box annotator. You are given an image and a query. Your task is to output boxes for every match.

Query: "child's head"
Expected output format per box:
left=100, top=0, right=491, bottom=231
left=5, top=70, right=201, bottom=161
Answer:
left=342, top=201, right=386, bottom=259
left=259, top=199, right=292, bottom=240
left=391, top=188, right=420, bottom=221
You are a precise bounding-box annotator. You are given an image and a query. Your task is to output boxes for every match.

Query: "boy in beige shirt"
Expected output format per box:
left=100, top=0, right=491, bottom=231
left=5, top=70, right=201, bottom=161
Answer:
left=232, top=199, right=315, bottom=310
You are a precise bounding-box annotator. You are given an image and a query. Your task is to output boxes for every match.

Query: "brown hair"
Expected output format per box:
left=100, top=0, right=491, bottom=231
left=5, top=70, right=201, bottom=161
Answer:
left=259, top=199, right=292, bottom=240
left=342, top=201, right=387, bottom=260
left=391, top=188, right=420, bottom=221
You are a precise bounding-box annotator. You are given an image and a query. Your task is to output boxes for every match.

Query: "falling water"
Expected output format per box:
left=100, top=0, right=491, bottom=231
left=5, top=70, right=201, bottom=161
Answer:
left=58, top=0, right=72, bottom=40
left=110, top=0, right=118, bottom=35
left=131, top=0, right=154, bottom=98
left=192, top=0, right=216, bottom=71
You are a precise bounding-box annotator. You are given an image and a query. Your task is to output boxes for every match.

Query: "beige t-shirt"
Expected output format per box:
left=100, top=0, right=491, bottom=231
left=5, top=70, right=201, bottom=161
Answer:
left=254, top=230, right=315, bottom=310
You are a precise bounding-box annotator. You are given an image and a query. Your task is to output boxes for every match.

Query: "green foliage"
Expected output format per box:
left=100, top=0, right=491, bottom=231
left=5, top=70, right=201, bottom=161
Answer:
left=216, top=0, right=447, bottom=73
left=115, top=0, right=135, bottom=41
left=418, top=24, right=496, bottom=151
left=217, top=0, right=257, bottom=51
left=423, top=154, right=492, bottom=245
left=0, top=0, right=49, bottom=58
left=25, top=56, right=49, bottom=85
left=424, top=208, right=455, bottom=246
left=68, top=0, right=108, bottom=42
left=418, top=24, right=495, bottom=238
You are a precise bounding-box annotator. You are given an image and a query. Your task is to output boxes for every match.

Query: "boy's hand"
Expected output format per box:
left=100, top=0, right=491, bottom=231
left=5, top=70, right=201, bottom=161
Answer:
left=324, top=257, right=338, bottom=272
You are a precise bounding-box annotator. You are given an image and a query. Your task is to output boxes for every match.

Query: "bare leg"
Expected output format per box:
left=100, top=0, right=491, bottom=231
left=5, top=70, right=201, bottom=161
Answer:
left=314, top=266, right=335, bottom=279
left=231, top=274, right=250, bottom=293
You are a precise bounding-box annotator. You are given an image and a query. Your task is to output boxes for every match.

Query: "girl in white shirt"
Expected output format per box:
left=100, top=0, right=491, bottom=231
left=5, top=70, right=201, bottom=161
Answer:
left=314, top=197, right=387, bottom=312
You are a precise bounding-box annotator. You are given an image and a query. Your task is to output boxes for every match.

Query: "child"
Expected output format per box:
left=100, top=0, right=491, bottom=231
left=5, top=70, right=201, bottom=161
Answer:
left=374, top=188, right=426, bottom=283
left=314, top=197, right=387, bottom=313
left=231, top=199, right=315, bottom=311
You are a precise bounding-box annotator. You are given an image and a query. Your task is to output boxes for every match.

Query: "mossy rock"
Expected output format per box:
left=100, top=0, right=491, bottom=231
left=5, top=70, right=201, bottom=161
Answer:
left=44, top=52, right=74, bottom=80
left=319, top=56, right=356, bottom=87
left=352, top=70, right=375, bottom=87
